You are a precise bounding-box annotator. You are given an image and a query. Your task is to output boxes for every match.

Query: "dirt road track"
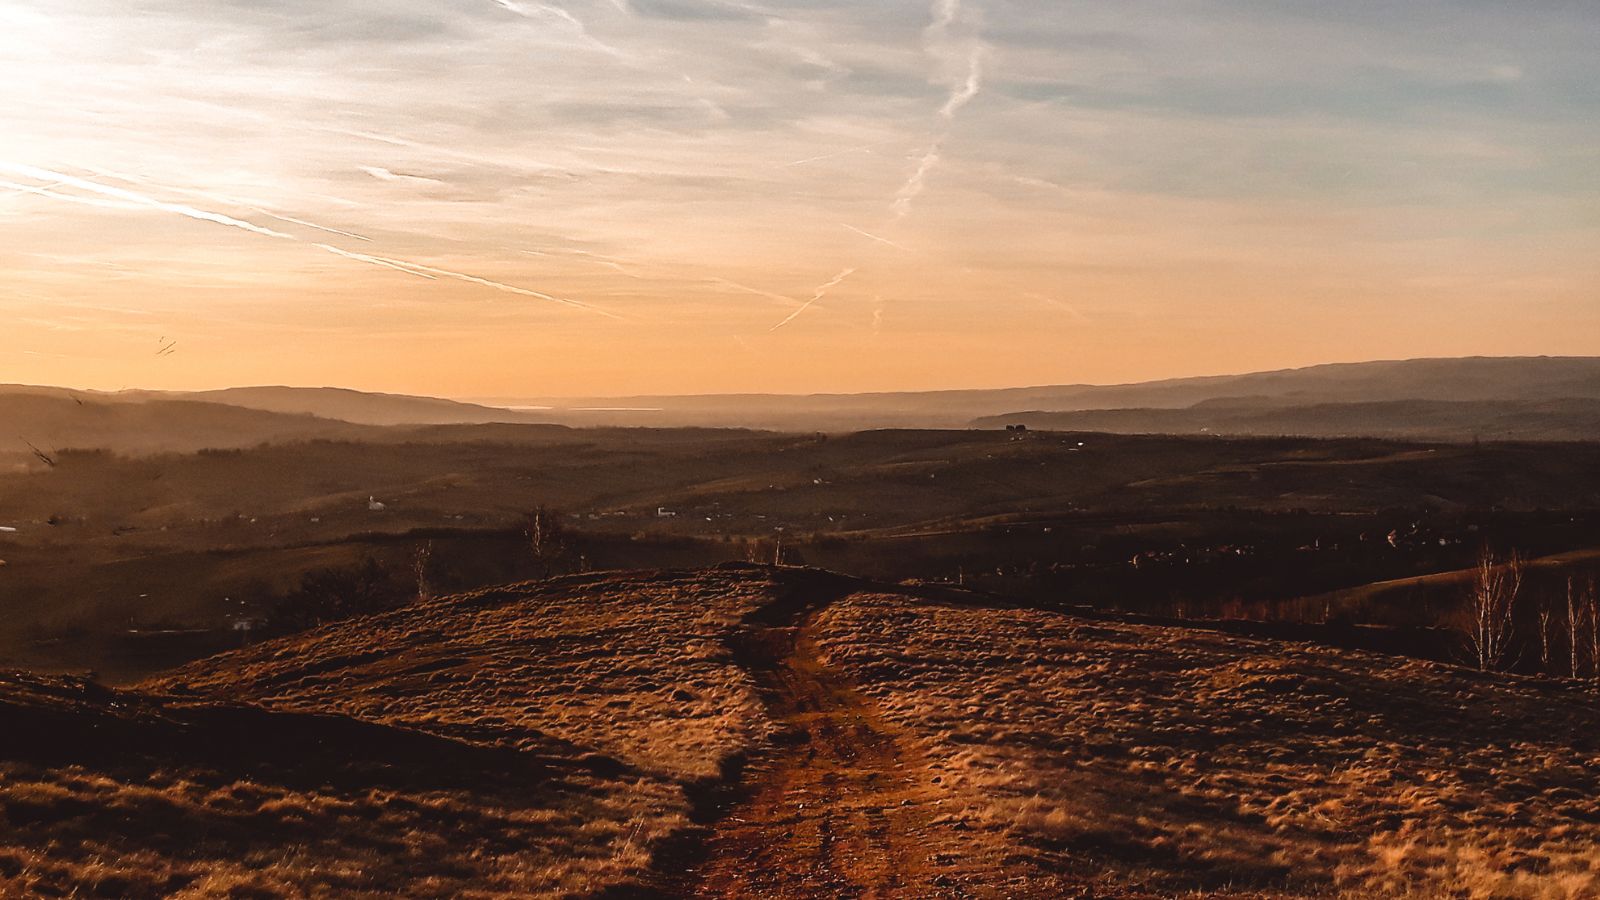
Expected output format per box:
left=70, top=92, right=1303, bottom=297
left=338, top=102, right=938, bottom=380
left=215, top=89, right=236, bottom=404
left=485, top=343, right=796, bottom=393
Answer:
left=683, top=603, right=987, bottom=899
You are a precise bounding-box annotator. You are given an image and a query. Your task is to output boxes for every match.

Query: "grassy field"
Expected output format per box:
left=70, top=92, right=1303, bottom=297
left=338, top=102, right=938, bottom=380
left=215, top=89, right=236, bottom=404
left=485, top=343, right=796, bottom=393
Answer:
left=3, top=566, right=1599, bottom=896
left=814, top=591, right=1600, bottom=897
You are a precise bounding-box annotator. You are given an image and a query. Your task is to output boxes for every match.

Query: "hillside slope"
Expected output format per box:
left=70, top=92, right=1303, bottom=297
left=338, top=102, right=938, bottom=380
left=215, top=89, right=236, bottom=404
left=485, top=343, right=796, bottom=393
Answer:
left=472, top=356, right=1600, bottom=429
left=975, top=398, right=1600, bottom=442
left=110, top=568, right=1600, bottom=895
left=13, top=355, right=1600, bottom=434
left=0, top=392, right=375, bottom=460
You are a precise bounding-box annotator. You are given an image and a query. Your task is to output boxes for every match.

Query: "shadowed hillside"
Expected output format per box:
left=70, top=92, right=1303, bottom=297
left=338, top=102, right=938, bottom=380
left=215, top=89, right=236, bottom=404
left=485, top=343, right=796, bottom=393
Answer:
left=469, top=357, right=1600, bottom=430
left=3, top=566, right=1600, bottom=890
left=3, top=566, right=1597, bottom=896
left=14, top=356, right=1600, bottom=434
left=974, top=398, right=1600, bottom=442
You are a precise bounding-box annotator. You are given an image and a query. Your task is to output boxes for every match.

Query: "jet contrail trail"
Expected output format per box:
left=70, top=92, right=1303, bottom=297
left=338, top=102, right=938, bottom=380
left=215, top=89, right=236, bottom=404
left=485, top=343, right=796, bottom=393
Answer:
left=314, top=244, right=439, bottom=280
left=489, top=0, right=624, bottom=57
left=940, top=47, right=985, bottom=120
left=892, top=144, right=942, bottom=220
left=77, top=165, right=374, bottom=242
left=843, top=223, right=911, bottom=251
left=0, top=178, right=143, bottom=212
left=252, top=210, right=372, bottom=243
left=346, top=252, right=625, bottom=319
left=0, top=161, right=294, bottom=239
left=891, top=0, right=987, bottom=219
left=1, top=161, right=618, bottom=319
left=709, top=277, right=798, bottom=306
left=779, top=140, right=896, bottom=169
left=770, top=267, right=856, bottom=332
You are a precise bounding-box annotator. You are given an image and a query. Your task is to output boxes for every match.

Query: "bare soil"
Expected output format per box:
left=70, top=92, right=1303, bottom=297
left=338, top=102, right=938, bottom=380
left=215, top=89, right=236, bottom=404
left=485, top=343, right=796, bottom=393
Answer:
left=686, top=608, right=1011, bottom=898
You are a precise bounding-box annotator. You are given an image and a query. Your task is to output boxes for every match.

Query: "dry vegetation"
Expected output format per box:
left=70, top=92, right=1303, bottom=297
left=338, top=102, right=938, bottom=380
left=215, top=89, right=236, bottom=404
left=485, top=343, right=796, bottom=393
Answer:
left=0, top=672, right=675, bottom=898
left=813, top=592, right=1600, bottom=898
left=2, top=567, right=817, bottom=898
left=7, top=565, right=1600, bottom=897
left=150, top=567, right=787, bottom=780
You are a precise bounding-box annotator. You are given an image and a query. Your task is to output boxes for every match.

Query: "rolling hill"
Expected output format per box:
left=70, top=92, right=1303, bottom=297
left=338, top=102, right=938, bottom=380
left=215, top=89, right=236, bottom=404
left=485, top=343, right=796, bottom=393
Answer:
left=10, top=356, right=1600, bottom=438
left=469, top=356, right=1600, bottom=430
left=974, top=397, right=1600, bottom=442
left=3, top=566, right=1596, bottom=897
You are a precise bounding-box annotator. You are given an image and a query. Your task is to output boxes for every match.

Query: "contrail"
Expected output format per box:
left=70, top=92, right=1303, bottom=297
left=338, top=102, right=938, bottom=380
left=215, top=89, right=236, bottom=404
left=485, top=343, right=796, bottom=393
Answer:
left=521, top=247, right=645, bottom=279
left=489, top=0, right=624, bottom=57
left=314, top=244, right=439, bottom=280
left=779, top=140, right=895, bottom=169
left=0, top=161, right=293, bottom=239
left=253, top=210, right=372, bottom=243
left=77, top=165, right=374, bottom=242
left=892, top=144, right=942, bottom=220
left=940, top=47, right=985, bottom=120
left=359, top=165, right=443, bottom=185
left=1, top=178, right=65, bottom=197
left=770, top=267, right=856, bottom=332
left=709, top=277, right=798, bottom=306
left=0, top=178, right=142, bottom=212
left=890, top=0, right=987, bottom=219
left=343, top=252, right=625, bottom=319
left=843, top=223, right=911, bottom=251
left=1, top=161, right=618, bottom=319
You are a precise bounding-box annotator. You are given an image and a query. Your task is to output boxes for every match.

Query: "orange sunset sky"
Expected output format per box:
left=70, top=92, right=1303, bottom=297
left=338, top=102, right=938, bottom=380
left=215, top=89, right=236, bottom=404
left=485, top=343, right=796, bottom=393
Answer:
left=2, top=0, right=1597, bottom=397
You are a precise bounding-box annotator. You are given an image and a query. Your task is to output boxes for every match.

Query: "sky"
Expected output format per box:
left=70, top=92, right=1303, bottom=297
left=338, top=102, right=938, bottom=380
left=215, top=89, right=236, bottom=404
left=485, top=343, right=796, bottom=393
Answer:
left=1, top=0, right=1597, bottom=397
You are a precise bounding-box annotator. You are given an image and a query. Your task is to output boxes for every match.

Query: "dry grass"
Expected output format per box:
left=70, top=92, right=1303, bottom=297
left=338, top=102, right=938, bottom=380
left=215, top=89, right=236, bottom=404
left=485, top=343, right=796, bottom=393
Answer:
left=813, top=592, right=1600, bottom=898
left=3, top=567, right=799, bottom=898
left=149, top=567, right=786, bottom=780
left=9, top=567, right=1600, bottom=897
left=0, top=672, right=688, bottom=898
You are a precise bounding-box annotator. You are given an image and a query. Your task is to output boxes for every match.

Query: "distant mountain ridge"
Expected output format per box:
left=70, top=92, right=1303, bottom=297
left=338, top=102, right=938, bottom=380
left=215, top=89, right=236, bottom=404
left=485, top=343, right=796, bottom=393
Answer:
left=5, top=356, right=1600, bottom=445
left=974, top=398, right=1600, bottom=443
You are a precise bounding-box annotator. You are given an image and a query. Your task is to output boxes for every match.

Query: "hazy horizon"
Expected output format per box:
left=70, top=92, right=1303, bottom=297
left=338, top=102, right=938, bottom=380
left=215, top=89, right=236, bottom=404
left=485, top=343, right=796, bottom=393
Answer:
left=1, top=352, right=1592, bottom=405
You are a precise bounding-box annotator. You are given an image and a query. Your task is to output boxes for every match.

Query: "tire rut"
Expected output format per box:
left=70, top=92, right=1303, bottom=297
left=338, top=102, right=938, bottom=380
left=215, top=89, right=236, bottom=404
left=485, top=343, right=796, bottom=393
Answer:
left=683, top=598, right=979, bottom=899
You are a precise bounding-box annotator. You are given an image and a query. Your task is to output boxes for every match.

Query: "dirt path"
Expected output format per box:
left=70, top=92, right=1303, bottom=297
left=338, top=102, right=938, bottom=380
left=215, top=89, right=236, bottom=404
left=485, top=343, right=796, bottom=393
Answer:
left=683, top=607, right=983, bottom=898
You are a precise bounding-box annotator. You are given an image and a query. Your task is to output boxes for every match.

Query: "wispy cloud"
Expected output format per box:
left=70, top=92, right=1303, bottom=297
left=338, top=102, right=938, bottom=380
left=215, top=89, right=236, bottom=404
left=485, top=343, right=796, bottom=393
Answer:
left=488, top=0, right=624, bottom=57
left=358, top=165, right=444, bottom=186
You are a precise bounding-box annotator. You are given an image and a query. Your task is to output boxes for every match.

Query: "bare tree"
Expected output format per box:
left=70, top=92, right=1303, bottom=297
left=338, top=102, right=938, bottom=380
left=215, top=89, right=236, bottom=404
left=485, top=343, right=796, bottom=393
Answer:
left=1565, top=577, right=1585, bottom=678
left=525, top=506, right=567, bottom=577
left=412, top=541, right=434, bottom=602
left=1465, top=547, right=1524, bottom=672
left=1537, top=596, right=1554, bottom=673
left=1589, top=576, right=1600, bottom=681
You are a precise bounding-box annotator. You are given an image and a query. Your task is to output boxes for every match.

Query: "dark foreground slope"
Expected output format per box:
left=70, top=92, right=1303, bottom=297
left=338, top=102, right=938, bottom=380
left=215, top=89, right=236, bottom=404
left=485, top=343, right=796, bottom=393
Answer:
left=4, top=567, right=1599, bottom=897
left=0, top=671, right=664, bottom=897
